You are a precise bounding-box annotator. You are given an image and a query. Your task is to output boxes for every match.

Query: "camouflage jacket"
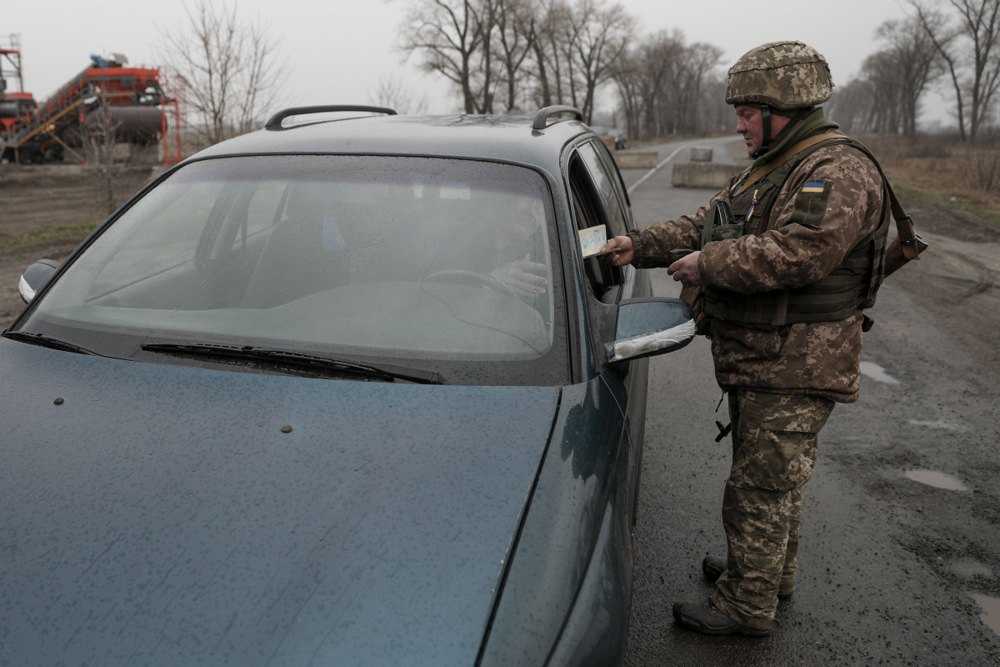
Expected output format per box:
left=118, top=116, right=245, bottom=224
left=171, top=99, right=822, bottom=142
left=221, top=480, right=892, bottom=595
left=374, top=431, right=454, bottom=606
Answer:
left=630, top=142, right=885, bottom=402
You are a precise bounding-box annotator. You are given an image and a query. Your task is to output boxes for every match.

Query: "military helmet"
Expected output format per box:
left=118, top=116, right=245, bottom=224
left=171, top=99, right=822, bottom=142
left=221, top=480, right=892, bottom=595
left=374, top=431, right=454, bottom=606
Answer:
left=726, top=41, right=833, bottom=110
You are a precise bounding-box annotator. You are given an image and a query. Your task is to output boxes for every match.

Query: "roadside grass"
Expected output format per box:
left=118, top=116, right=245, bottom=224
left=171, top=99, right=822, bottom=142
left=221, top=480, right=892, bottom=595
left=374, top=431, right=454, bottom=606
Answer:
left=0, top=221, right=98, bottom=257
left=864, top=135, right=1000, bottom=226
left=893, top=182, right=1000, bottom=227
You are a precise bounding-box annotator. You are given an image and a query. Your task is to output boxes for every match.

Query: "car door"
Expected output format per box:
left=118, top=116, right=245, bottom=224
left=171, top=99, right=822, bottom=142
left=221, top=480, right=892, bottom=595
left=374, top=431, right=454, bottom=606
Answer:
left=567, top=139, right=648, bottom=526
left=588, top=140, right=653, bottom=522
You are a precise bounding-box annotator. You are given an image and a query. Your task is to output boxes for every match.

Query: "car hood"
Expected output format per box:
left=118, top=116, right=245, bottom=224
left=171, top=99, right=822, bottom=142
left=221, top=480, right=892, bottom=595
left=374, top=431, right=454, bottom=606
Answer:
left=0, top=340, right=560, bottom=666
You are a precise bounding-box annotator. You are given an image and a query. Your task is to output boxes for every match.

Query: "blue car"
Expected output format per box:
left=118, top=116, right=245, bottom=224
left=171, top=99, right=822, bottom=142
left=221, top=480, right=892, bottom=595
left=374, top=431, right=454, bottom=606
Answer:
left=2, top=106, right=693, bottom=665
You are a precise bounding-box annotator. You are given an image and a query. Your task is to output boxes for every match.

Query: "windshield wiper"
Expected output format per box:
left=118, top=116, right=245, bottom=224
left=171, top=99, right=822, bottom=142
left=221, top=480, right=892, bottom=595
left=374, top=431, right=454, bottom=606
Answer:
left=140, top=343, right=444, bottom=384
left=3, top=330, right=96, bottom=355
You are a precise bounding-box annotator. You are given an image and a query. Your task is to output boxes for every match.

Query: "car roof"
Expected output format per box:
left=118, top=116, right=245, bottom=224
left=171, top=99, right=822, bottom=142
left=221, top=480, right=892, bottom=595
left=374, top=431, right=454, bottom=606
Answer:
left=191, top=113, right=593, bottom=174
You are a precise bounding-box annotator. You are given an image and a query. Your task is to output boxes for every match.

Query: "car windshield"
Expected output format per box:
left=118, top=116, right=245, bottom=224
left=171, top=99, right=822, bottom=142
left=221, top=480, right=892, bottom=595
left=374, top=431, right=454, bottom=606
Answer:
left=20, top=155, right=570, bottom=385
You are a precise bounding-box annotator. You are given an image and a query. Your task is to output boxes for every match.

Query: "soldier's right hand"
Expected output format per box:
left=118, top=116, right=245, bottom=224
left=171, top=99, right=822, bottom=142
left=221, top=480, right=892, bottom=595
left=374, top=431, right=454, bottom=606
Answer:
left=601, top=235, right=635, bottom=267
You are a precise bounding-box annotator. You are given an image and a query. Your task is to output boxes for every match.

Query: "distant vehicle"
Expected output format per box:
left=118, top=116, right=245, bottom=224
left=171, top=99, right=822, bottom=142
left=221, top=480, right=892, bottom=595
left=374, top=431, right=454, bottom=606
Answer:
left=588, top=124, right=628, bottom=151
left=4, top=105, right=693, bottom=666
left=610, top=127, right=629, bottom=150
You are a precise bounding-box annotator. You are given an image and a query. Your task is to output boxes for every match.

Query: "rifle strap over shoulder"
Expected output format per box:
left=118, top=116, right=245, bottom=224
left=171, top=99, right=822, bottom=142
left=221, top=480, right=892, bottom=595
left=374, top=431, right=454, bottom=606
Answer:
left=831, top=139, right=924, bottom=260
left=731, top=130, right=845, bottom=198
left=733, top=132, right=924, bottom=260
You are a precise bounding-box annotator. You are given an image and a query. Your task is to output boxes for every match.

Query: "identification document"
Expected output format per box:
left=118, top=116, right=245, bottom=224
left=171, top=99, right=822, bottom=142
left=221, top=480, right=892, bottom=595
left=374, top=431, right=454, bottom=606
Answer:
left=578, top=224, right=608, bottom=258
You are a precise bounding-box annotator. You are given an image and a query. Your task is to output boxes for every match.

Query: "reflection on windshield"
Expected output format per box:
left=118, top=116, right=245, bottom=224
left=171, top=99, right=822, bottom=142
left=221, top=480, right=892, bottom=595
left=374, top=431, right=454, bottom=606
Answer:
left=26, top=156, right=560, bottom=365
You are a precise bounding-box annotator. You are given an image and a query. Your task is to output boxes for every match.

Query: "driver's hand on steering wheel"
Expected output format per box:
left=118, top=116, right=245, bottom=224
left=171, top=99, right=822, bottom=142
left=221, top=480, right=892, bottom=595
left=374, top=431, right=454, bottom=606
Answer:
left=490, top=258, right=548, bottom=297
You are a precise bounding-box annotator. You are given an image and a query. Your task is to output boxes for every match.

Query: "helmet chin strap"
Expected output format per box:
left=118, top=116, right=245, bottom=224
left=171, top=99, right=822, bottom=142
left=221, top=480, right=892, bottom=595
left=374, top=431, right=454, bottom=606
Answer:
left=752, top=105, right=773, bottom=159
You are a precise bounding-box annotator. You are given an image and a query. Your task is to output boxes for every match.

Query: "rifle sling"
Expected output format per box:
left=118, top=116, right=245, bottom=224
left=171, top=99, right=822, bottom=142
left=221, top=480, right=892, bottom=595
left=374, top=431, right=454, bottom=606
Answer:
left=732, top=131, right=924, bottom=260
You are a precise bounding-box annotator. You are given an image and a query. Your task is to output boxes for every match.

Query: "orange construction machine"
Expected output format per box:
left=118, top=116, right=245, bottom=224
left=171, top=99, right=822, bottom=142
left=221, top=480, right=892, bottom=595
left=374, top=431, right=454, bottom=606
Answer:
left=0, top=37, right=181, bottom=165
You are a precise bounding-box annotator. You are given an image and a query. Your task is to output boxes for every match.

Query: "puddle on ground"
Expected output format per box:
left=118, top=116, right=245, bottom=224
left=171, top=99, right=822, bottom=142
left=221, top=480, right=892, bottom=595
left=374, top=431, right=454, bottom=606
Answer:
left=970, top=593, right=1000, bottom=636
left=903, top=469, right=970, bottom=491
left=907, top=419, right=969, bottom=433
left=950, top=558, right=993, bottom=579
left=860, top=361, right=900, bottom=385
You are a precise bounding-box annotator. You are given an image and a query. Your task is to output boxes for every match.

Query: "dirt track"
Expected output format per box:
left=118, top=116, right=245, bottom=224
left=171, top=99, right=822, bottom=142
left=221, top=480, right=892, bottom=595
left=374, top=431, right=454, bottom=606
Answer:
left=0, top=165, right=154, bottom=326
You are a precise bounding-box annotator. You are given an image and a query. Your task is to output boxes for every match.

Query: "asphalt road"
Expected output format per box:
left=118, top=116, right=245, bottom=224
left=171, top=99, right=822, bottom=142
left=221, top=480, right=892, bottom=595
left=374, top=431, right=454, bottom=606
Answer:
left=618, top=138, right=1000, bottom=665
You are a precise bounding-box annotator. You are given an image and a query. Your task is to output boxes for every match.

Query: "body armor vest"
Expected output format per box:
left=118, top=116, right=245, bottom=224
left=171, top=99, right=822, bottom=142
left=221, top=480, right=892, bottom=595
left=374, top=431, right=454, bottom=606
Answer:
left=699, top=134, right=892, bottom=327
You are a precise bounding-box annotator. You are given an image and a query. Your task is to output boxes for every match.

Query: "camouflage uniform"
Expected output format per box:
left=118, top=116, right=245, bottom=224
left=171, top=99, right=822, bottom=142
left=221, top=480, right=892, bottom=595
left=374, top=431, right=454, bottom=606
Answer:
left=632, top=42, right=889, bottom=631
left=630, top=140, right=886, bottom=402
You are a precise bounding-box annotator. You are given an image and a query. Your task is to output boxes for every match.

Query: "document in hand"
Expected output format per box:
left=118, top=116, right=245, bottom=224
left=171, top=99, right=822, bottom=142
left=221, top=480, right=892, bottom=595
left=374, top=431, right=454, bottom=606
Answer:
left=578, top=224, right=607, bottom=258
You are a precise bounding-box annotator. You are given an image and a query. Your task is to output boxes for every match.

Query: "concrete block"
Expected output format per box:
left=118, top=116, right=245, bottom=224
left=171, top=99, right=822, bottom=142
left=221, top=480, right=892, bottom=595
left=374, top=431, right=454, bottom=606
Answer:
left=689, top=147, right=714, bottom=163
left=613, top=151, right=658, bottom=170
left=671, top=162, right=744, bottom=189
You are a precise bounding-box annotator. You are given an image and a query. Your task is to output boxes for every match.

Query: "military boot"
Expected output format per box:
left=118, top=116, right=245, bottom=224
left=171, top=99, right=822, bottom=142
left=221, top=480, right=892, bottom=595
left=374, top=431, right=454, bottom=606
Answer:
left=701, top=556, right=795, bottom=600
left=672, top=600, right=771, bottom=638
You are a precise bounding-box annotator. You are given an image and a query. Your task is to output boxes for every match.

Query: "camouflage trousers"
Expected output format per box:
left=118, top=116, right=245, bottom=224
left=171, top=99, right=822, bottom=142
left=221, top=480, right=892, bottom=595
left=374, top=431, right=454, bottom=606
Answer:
left=710, top=390, right=834, bottom=631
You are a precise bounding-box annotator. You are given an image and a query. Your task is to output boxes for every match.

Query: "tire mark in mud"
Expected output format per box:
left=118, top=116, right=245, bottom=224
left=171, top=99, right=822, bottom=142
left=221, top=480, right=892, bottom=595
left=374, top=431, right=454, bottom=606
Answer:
left=924, top=248, right=996, bottom=302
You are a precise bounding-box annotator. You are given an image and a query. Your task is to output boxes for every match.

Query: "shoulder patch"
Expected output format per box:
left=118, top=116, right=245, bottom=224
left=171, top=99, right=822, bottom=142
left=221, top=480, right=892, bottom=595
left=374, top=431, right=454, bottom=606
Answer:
left=801, top=179, right=827, bottom=194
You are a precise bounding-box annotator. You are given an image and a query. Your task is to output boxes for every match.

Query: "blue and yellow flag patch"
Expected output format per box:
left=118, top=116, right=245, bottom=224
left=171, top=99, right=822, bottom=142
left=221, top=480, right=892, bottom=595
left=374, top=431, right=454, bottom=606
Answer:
left=801, top=179, right=827, bottom=194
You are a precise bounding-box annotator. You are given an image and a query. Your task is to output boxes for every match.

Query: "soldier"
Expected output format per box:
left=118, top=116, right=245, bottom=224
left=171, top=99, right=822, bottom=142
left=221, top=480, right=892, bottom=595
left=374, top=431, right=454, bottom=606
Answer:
left=603, top=41, right=900, bottom=637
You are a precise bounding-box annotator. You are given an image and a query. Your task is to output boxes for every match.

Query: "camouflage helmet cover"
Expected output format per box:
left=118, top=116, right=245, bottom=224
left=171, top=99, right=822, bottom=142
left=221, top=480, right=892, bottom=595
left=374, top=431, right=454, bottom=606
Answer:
left=726, top=41, right=833, bottom=110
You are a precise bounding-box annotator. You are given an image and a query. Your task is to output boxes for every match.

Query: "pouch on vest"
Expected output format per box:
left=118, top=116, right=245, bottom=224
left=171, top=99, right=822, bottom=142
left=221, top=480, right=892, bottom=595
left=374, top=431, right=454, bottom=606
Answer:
left=684, top=200, right=744, bottom=335
left=701, top=199, right=744, bottom=246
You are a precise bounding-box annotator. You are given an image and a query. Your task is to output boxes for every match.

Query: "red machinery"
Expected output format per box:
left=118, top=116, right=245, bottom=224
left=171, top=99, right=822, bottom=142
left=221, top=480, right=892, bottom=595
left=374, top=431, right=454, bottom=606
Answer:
left=0, top=38, right=181, bottom=165
left=0, top=36, right=37, bottom=136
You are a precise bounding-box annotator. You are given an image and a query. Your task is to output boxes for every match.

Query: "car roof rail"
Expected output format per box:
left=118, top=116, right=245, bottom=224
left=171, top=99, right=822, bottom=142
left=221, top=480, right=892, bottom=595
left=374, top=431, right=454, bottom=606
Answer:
left=265, top=105, right=398, bottom=131
left=532, top=105, right=584, bottom=131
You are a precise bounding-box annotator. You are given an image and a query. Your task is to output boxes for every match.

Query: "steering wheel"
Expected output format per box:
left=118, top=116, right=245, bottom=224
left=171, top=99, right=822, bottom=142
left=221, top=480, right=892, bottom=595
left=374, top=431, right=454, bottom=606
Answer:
left=420, top=269, right=519, bottom=297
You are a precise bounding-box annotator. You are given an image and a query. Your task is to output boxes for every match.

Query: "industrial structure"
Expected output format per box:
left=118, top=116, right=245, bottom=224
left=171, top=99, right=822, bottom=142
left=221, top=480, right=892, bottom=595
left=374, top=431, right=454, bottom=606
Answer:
left=0, top=35, right=181, bottom=165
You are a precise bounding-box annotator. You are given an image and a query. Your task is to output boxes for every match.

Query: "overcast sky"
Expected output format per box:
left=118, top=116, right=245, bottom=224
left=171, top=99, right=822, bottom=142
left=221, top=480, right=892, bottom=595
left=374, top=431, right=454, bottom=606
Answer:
left=7, top=0, right=945, bottom=124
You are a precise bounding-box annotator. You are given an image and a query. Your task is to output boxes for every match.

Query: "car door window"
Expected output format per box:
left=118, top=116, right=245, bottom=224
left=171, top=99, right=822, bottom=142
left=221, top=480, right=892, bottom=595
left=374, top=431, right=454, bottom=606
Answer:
left=568, top=151, right=621, bottom=301
left=576, top=142, right=629, bottom=237
left=591, top=140, right=634, bottom=230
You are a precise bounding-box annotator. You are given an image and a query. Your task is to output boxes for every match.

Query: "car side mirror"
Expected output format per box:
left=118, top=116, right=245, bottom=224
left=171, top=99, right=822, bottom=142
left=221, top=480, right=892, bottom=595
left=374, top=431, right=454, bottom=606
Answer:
left=18, top=259, right=60, bottom=304
left=608, top=297, right=695, bottom=363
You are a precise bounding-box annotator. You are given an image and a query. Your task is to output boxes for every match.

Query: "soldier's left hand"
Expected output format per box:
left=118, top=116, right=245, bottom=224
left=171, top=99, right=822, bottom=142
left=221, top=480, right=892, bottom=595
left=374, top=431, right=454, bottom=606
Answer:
left=667, top=250, right=703, bottom=286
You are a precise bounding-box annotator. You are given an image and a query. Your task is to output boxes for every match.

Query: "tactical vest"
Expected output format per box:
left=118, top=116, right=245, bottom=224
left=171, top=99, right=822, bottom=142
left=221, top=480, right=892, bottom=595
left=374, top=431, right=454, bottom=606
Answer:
left=698, top=133, right=892, bottom=327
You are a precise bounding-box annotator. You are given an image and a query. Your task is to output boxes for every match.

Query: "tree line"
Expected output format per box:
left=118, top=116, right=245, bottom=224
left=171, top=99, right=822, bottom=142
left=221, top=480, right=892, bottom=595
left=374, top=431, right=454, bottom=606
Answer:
left=829, top=0, right=1000, bottom=143
left=160, top=0, right=1000, bottom=146
left=404, top=0, right=1000, bottom=143
left=399, top=0, right=728, bottom=138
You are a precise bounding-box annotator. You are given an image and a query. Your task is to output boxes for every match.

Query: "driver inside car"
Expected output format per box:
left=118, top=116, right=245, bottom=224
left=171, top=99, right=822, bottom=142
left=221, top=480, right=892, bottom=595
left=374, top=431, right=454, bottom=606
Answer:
left=486, top=195, right=549, bottom=298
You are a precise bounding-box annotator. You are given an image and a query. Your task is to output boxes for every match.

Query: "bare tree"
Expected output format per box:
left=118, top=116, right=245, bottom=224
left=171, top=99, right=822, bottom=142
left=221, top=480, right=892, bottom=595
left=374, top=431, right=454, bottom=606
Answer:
left=567, top=0, right=634, bottom=123
left=369, top=74, right=429, bottom=114
left=611, top=46, right=644, bottom=138
left=539, top=0, right=574, bottom=105
left=401, top=0, right=490, bottom=113
left=877, top=18, right=942, bottom=135
left=161, top=0, right=283, bottom=146
left=860, top=50, right=906, bottom=133
left=828, top=78, right=879, bottom=133
left=612, top=29, right=723, bottom=140
left=526, top=0, right=560, bottom=106
left=493, top=0, right=538, bottom=111
left=911, top=0, right=1000, bottom=141
left=79, top=97, right=122, bottom=215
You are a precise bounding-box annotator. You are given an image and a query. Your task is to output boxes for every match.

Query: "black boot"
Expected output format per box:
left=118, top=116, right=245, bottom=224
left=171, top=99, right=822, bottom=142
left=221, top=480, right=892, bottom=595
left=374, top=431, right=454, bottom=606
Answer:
left=672, top=600, right=771, bottom=637
left=701, top=555, right=795, bottom=600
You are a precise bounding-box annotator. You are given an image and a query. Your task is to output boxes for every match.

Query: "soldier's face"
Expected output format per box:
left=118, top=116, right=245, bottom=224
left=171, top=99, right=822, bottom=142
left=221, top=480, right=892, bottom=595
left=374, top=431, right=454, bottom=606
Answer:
left=734, top=105, right=792, bottom=156
left=735, top=105, right=764, bottom=155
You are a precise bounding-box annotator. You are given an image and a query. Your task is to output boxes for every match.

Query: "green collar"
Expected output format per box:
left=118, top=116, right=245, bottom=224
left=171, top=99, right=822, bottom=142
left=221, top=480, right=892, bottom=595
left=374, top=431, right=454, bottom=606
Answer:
left=751, top=108, right=838, bottom=168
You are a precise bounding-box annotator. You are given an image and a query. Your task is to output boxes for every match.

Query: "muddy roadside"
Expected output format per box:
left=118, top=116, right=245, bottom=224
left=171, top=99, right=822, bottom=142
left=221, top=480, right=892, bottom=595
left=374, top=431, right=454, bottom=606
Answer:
left=0, top=166, right=156, bottom=327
